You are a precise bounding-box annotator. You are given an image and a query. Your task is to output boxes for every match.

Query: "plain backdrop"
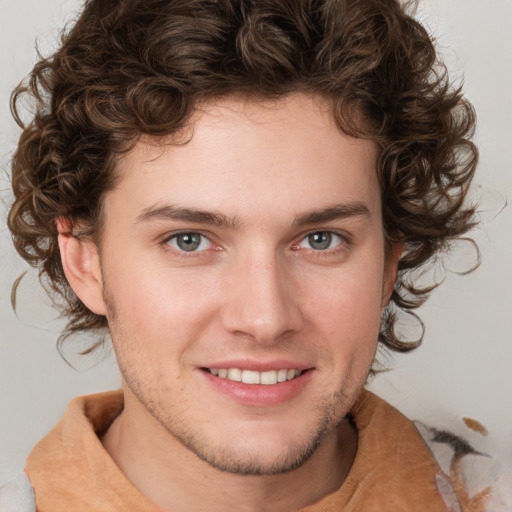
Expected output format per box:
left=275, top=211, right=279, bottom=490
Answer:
left=1, top=0, right=511, bottom=483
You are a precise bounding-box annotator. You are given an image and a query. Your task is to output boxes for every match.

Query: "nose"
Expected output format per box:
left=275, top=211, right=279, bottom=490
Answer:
left=220, top=251, right=304, bottom=344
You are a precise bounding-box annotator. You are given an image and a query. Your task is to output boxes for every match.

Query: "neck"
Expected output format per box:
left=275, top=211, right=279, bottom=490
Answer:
left=102, top=388, right=358, bottom=512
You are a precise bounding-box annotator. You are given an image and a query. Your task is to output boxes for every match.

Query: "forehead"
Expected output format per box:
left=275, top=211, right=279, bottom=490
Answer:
left=108, top=94, right=380, bottom=224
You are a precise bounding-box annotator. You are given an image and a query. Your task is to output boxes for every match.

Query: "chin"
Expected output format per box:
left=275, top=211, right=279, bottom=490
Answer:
left=169, top=404, right=346, bottom=476
left=186, top=431, right=328, bottom=476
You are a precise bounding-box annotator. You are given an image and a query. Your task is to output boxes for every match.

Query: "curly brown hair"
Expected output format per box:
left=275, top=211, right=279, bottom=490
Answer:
left=8, top=0, right=477, bottom=357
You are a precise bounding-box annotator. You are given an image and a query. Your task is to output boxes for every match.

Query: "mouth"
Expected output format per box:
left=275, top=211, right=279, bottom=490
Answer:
left=200, top=365, right=314, bottom=406
left=203, top=367, right=306, bottom=385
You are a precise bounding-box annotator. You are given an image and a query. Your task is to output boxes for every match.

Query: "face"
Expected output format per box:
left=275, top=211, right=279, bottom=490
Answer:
left=94, top=94, right=396, bottom=475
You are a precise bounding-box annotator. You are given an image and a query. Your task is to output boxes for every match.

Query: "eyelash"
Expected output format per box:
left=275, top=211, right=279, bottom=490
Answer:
left=161, top=229, right=351, bottom=260
left=161, top=231, right=218, bottom=259
left=161, top=229, right=352, bottom=260
left=292, top=230, right=351, bottom=256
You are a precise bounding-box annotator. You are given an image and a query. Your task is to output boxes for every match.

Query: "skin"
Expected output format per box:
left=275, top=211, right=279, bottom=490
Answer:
left=58, top=94, right=399, bottom=512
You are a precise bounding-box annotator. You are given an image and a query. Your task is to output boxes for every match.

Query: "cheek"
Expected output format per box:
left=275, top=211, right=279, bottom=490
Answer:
left=312, top=267, right=384, bottom=327
left=104, top=262, right=223, bottom=351
left=304, top=262, right=385, bottom=363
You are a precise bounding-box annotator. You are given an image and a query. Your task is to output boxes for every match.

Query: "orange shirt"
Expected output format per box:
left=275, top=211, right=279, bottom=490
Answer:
left=26, top=390, right=451, bottom=511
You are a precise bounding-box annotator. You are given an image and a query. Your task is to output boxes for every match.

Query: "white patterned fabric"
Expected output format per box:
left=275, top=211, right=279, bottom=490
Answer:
left=0, top=472, right=35, bottom=512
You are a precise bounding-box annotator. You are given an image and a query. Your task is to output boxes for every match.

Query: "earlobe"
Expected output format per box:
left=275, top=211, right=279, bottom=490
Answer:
left=56, top=218, right=107, bottom=316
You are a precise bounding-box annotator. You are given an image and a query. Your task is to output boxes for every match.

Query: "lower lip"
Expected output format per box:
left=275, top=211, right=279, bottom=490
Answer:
left=200, top=369, right=313, bottom=407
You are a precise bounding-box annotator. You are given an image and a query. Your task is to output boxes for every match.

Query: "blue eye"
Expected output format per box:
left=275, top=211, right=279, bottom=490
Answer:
left=299, top=231, right=343, bottom=251
left=166, top=232, right=212, bottom=252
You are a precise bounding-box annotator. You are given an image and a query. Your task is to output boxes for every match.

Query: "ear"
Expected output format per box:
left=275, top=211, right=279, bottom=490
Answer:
left=382, top=241, right=403, bottom=307
left=56, top=218, right=108, bottom=316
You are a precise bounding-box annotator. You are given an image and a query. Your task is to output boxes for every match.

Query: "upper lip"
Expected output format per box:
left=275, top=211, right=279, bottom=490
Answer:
left=199, top=359, right=314, bottom=372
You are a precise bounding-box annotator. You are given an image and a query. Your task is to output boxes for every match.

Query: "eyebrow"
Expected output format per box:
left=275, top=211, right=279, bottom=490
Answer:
left=136, top=204, right=240, bottom=229
left=136, top=201, right=371, bottom=230
left=293, top=202, right=371, bottom=227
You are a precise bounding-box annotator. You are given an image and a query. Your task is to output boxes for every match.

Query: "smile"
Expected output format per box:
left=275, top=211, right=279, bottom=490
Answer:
left=207, top=368, right=304, bottom=385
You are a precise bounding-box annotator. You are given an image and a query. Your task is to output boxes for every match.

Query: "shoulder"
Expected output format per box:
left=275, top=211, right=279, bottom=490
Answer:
left=352, top=390, right=512, bottom=511
left=416, top=421, right=512, bottom=512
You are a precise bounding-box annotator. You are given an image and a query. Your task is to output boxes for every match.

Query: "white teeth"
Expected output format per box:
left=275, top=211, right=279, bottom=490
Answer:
left=260, top=370, right=278, bottom=385
left=277, top=369, right=288, bottom=383
left=209, top=367, right=304, bottom=385
left=242, top=370, right=260, bottom=384
left=227, top=368, right=242, bottom=382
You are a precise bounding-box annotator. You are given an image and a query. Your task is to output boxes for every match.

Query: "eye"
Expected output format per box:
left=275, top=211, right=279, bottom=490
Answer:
left=298, top=231, right=343, bottom=251
left=166, top=232, right=212, bottom=252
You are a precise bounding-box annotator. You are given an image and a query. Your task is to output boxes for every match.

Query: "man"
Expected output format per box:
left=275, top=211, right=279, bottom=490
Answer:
left=4, top=0, right=489, bottom=510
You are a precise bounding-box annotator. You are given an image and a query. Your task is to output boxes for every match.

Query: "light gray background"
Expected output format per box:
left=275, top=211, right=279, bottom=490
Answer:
left=1, top=0, right=511, bottom=483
